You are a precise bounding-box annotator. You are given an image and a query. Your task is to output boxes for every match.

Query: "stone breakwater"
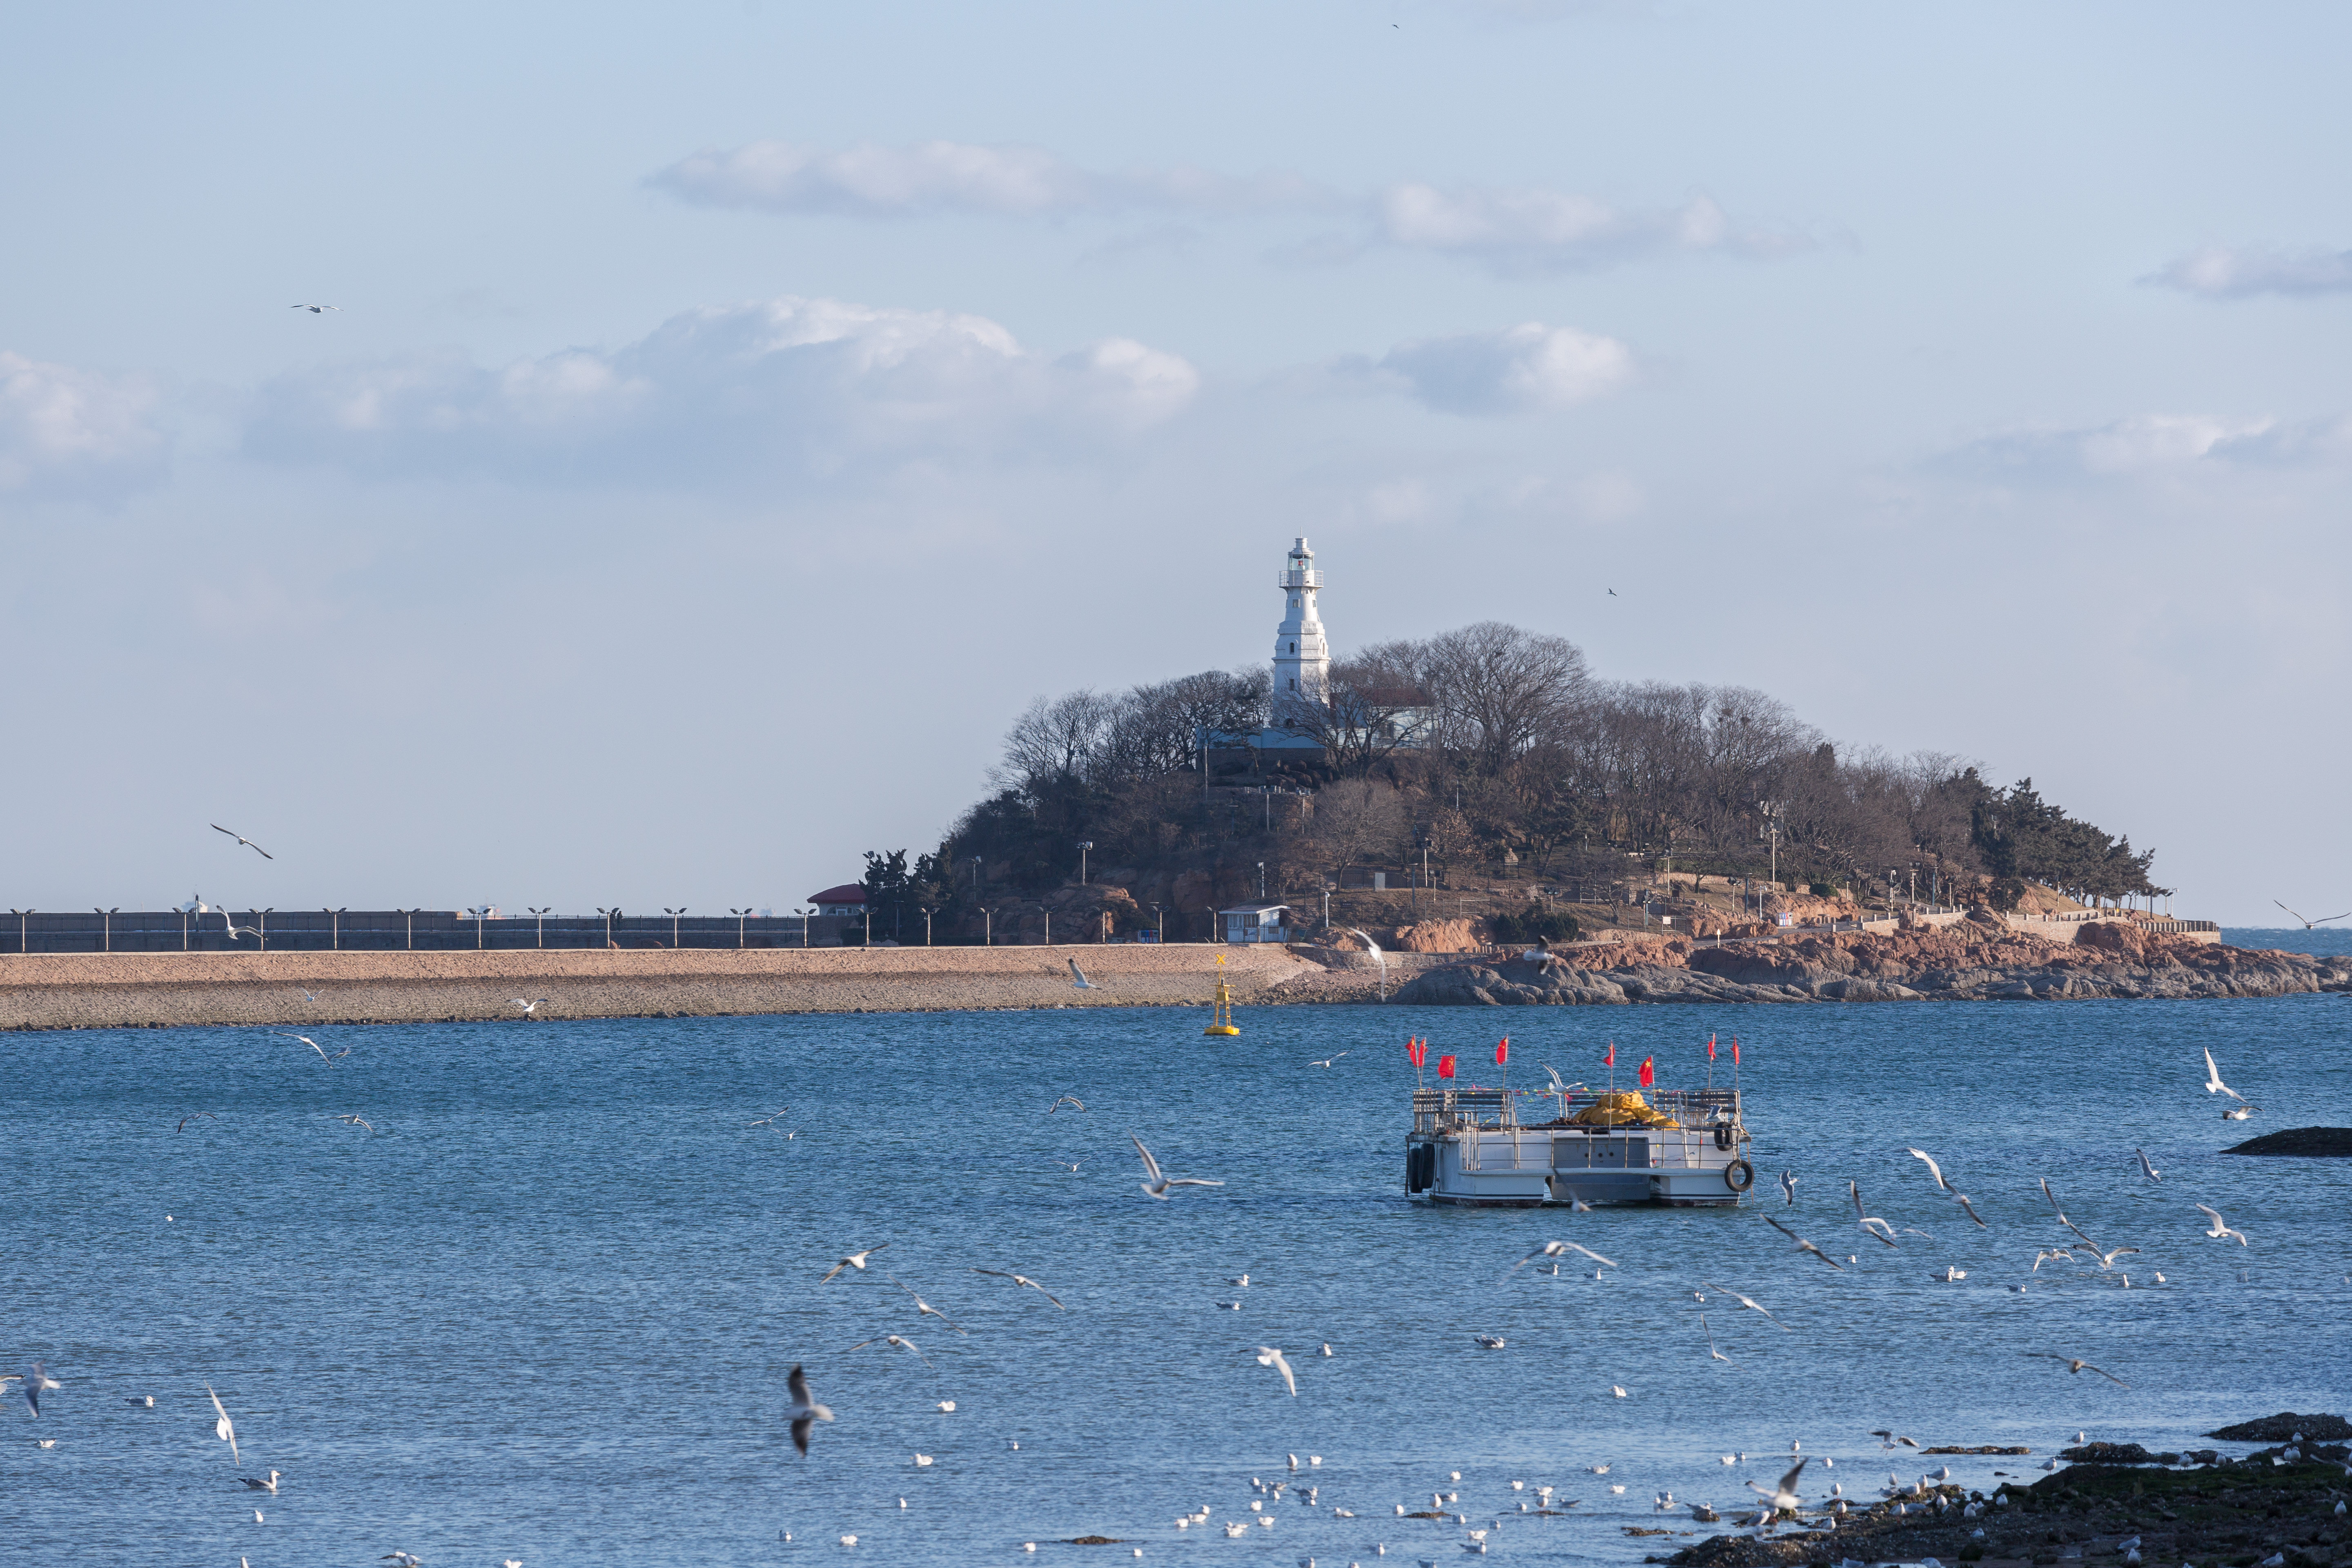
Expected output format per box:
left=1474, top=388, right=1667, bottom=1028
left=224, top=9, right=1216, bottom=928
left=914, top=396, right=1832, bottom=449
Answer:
left=1392, top=922, right=2352, bottom=1007
left=0, top=944, right=1327, bottom=1031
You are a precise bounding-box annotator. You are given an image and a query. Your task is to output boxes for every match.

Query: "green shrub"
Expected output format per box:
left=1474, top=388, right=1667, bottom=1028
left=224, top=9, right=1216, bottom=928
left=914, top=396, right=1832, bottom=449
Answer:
left=1808, top=881, right=1835, bottom=898
left=1490, top=906, right=1581, bottom=945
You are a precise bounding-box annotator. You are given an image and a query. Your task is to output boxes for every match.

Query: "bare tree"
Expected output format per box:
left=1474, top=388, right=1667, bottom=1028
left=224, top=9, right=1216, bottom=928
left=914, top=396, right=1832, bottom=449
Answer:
left=1415, top=622, right=1592, bottom=773
left=994, top=690, right=1116, bottom=793
left=1276, top=651, right=1431, bottom=777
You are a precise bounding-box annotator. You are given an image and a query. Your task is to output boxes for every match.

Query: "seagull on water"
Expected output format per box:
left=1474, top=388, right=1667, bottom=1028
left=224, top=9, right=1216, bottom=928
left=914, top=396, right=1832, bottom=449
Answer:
left=241, top=1470, right=281, bottom=1494
left=1472, top=1334, right=1506, bottom=1349
left=1067, top=958, right=1098, bottom=990
left=1254, top=1346, right=1298, bottom=1396
left=2022, top=1354, right=2136, bottom=1382
left=2201, top=1048, right=2247, bottom=1103
left=2135, top=1149, right=2161, bottom=1183
left=1133, top=1134, right=1224, bottom=1199
left=1764, top=1214, right=1846, bottom=1269
left=1511, top=1239, right=1617, bottom=1274
left=207, top=1383, right=240, bottom=1463
left=1930, top=1266, right=1967, bottom=1282
left=1904, top=1147, right=1989, bottom=1227
left=127, top=1394, right=154, bottom=1407
left=2195, top=1203, right=2249, bottom=1245
left=1703, top=1281, right=1791, bottom=1330
left=845, top=1334, right=933, bottom=1368
left=21, top=1363, right=60, bottom=1417
left=970, top=1268, right=1065, bottom=1308
left=211, top=824, right=274, bottom=858
left=1849, top=1180, right=1900, bottom=1247
left=821, top=1244, right=889, bottom=1282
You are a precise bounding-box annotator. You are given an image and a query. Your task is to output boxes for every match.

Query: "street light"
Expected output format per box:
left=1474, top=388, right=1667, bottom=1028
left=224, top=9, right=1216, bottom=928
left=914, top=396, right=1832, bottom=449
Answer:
left=256, top=907, right=274, bottom=953
left=793, top=907, right=813, bottom=947
left=730, top=907, right=752, bottom=949
left=96, top=906, right=119, bottom=953
left=468, top=905, right=492, bottom=949
left=597, top=907, right=615, bottom=948
left=9, top=909, right=31, bottom=953
left=1077, top=840, right=1094, bottom=885
left=528, top=907, right=550, bottom=949
left=969, top=855, right=983, bottom=893
left=1150, top=902, right=1164, bottom=943
left=920, top=905, right=933, bottom=946
left=664, top=907, right=686, bottom=948
left=401, top=908, right=417, bottom=951
left=327, top=906, right=349, bottom=951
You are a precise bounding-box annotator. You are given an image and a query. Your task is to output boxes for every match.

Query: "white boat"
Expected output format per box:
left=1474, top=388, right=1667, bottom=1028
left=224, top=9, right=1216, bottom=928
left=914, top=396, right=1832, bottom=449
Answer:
left=1405, top=1085, right=1753, bottom=1207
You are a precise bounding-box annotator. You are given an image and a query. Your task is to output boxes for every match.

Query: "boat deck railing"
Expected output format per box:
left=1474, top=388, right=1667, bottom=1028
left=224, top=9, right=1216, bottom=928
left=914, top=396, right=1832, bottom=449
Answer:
left=1413, top=1085, right=1742, bottom=1139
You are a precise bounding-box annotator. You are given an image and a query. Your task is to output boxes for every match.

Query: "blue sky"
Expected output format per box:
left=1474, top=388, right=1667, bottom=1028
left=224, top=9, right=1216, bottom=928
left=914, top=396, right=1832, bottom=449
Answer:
left=4, top=1, right=2348, bottom=923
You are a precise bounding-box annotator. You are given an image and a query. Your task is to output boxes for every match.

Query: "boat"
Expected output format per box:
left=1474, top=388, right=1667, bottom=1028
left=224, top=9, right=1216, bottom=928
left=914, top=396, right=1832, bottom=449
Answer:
left=1203, top=954, right=1240, bottom=1036
left=1405, top=1081, right=1753, bottom=1207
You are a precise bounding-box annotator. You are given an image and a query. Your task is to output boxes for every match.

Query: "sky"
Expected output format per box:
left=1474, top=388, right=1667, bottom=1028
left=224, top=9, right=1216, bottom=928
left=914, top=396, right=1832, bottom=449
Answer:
left=3, top=0, right=2348, bottom=925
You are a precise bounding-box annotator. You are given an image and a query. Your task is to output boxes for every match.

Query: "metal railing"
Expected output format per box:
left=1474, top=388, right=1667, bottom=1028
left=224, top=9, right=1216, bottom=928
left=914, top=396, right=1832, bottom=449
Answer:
left=0, top=909, right=855, bottom=955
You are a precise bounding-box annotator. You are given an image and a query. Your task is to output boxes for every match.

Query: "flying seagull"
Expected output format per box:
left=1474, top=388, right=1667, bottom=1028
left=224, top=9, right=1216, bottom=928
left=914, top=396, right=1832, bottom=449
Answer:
left=210, top=824, right=274, bottom=859
left=1748, top=1457, right=1809, bottom=1516
left=1702, top=1280, right=1792, bottom=1330
left=783, top=1364, right=833, bottom=1456
left=2135, top=1148, right=2161, bottom=1182
left=2273, top=899, right=2350, bottom=929
left=289, top=304, right=341, bottom=314
left=1132, top=1134, right=1225, bottom=1200
left=176, top=1111, right=220, bottom=1133
left=1067, top=958, right=1098, bottom=990
left=334, top=1114, right=375, bottom=1134
left=2201, top=1048, right=2247, bottom=1103
left=1779, top=1170, right=1798, bottom=1206
left=21, top=1363, right=60, bottom=1418
left=844, top=1334, right=933, bottom=1368
left=271, top=1031, right=335, bottom=1064
left=2024, top=1352, right=2130, bottom=1388
left=970, top=1268, right=1065, bottom=1309
left=1850, top=1181, right=1900, bottom=1247
left=1905, top=1147, right=1990, bottom=1227
left=889, top=1276, right=969, bottom=1333
left=1764, top=1213, right=1846, bottom=1269
left=207, top=1383, right=240, bottom=1463
left=1046, top=1095, right=1086, bottom=1115
left=1254, top=1346, right=1298, bottom=1397
left=512, top=998, right=546, bottom=1014
left=2060, top=1214, right=2140, bottom=1272
left=1308, top=1051, right=1352, bottom=1067
left=1512, top=1239, right=1618, bottom=1274
left=2195, top=1203, right=2249, bottom=1245
left=820, top=1244, right=889, bottom=1282
left=1701, top=1314, right=1733, bottom=1363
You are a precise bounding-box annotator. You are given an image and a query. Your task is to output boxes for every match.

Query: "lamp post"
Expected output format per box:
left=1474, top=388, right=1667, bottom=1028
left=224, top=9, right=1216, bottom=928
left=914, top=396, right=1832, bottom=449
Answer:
left=180, top=904, right=189, bottom=951
left=9, top=909, right=29, bottom=954
left=96, top=906, right=118, bottom=953
left=1077, top=840, right=1094, bottom=885
left=793, top=907, right=813, bottom=947
left=402, top=908, right=416, bottom=951
left=664, top=907, right=685, bottom=948
left=1150, top=903, right=1164, bottom=943
left=920, top=906, right=933, bottom=946
left=597, top=907, right=615, bottom=948
left=528, top=906, right=549, bottom=949
left=984, top=906, right=993, bottom=946
left=257, top=908, right=274, bottom=953
left=969, top=855, right=983, bottom=895
left=327, top=906, right=349, bottom=951
left=730, top=907, right=751, bottom=949
left=468, top=905, right=491, bottom=949
left=862, top=902, right=871, bottom=947
left=1043, top=910, right=1051, bottom=947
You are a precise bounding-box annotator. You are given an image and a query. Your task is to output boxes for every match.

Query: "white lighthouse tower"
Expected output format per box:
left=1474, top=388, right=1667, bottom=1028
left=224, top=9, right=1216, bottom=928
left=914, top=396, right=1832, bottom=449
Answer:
left=1271, top=536, right=1330, bottom=724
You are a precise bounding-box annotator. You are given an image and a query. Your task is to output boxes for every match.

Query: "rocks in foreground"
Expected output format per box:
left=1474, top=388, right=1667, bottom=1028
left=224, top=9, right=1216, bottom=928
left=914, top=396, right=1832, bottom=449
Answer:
left=1390, top=925, right=2352, bottom=1007
left=2209, top=1414, right=2352, bottom=1443
left=1663, top=1447, right=2352, bottom=1568
left=2221, top=1129, right=2352, bottom=1159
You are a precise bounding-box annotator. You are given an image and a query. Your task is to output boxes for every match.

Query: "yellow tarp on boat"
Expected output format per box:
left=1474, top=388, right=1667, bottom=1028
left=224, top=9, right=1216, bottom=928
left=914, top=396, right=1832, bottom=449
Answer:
left=1568, top=1091, right=1679, bottom=1129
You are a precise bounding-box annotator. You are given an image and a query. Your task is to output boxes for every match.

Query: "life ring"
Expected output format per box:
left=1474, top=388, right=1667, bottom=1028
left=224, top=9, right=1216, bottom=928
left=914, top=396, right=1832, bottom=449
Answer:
left=1723, top=1158, right=1754, bottom=1193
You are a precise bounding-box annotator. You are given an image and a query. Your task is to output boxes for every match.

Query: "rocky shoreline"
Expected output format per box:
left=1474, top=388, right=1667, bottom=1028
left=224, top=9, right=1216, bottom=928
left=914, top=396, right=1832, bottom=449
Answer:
left=1390, top=920, right=2352, bottom=1007
left=1662, top=1426, right=2351, bottom=1568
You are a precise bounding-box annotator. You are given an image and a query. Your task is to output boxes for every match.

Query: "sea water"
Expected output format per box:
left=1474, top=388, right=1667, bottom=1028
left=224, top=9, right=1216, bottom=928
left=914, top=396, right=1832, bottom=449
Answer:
left=4, top=992, right=2347, bottom=1566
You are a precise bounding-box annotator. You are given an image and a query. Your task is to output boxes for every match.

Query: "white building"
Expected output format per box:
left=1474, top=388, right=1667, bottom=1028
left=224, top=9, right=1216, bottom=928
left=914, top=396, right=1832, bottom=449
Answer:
left=1220, top=903, right=1292, bottom=943
left=1270, top=535, right=1330, bottom=720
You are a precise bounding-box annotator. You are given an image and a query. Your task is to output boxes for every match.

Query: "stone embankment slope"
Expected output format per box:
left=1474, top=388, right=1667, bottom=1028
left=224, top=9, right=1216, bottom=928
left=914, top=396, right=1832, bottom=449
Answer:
left=1393, top=919, right=2352, bottom=1007
left=0, top=944, right=1315, bottom=1031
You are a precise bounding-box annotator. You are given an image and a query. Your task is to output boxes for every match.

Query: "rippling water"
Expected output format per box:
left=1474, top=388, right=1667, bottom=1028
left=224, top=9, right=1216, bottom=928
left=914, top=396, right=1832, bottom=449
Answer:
left=7, top=994, right=2348, bottom=1566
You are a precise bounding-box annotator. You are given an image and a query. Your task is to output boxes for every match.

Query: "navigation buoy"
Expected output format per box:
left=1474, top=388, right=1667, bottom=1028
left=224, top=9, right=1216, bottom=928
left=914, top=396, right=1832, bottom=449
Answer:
left=1204, top=953, right=1240, bottom=1036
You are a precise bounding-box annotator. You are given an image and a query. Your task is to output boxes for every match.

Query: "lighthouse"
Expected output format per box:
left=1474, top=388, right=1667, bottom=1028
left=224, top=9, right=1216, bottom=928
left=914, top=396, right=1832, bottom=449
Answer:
left=1271, top=536, right=1330, bottom=724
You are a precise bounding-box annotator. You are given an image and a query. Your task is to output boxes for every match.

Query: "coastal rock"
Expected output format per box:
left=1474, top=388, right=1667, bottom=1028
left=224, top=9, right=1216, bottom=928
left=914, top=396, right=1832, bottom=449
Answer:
left=2207, top=1412, right=2352, bottom=1441
left=2221, top=1127, right=2352, bottom=1158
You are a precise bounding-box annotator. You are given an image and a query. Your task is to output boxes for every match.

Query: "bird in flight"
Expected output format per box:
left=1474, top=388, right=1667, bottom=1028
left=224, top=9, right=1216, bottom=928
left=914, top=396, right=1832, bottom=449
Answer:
left=20, top=1363, right=60, bottom=1417
left=889, top=1277, right=968, bottom=1334
left=970, top=1268, right=1065, bottom=1309
left=2135, top=1148, right=2161, bottom=1183
left=1067, top=958, right=1098, bottom=990
left=1308, top=1051, right=1351, bottom=1068
left=335, top=1114, right=375, bottom=1134
left=2273, top=899, right=2349, bottom=929
left=2059, top=1215, right=2140, bottom=1272
left=1046, top=1095, right=1086, bottom=1115
left=207, top=1383, right=240, bottom=1462
left=1052, top=1158, right=1082, bottom=1173
left=1132, top=1134, right=1225, bottom=1200
left=1254, top=1346, right=1297, bottom=1397
left=1703, top=1280, right=1792, bottom=1330
left=1747, top=1457, right=1809, bottom=1516
left=1764, top=1213, right=1846, bottom=1269
left=176, top=1111, right=220, bottom=1132
left=783, top=1364, right=833, bottom=1456
left=1511, top=1239, right=1617, bottom=1274
left=271, top=1031, right=342, bottom=1064
left=2201, top=1048, right=2248, bottom=1103
left=820, top=1244, right=889, bottom=1282
left=1701, top=1315, right=1732, bottom=1363
left=290, top=304, right=341, bottom=313
left=1904, top=1147, right=1989, bottom=1227
left=2024, top=1352, right=2129, bottom=1387
left=2195, top=1203, right=2248, bottom=1245
left=1607, top=588, right=1618, bottom=597
left=211, top=824, right=273, bottom=859
left=844, top=1334, right=933, bottom=1368
left=1778, top=1170, right=1798, bottom=1206
left=1849, top=1180, right=1899, bottom=1247
left=512, top=998, right=546, bottom=1014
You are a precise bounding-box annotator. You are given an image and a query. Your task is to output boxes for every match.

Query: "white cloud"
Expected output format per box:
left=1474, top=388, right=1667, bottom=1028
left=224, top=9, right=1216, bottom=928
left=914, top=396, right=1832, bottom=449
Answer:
left=2145, top=244, right=2352, bottom=298
left=651, top=139, right=1327, bottom=218
left=1934, top=412, right=2352, bottom=482
left=0, top=350, right=168, bottom=497
left=244, top=295, right=1198, bottom=484
left=1375, top=321, right=1635, bottom=414
left=1373, top=183, right=1800, bottom=272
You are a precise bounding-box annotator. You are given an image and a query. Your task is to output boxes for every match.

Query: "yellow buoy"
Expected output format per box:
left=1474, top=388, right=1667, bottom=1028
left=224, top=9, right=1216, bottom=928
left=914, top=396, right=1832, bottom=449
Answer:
left=1204, top=953, right=1241, bottom=1036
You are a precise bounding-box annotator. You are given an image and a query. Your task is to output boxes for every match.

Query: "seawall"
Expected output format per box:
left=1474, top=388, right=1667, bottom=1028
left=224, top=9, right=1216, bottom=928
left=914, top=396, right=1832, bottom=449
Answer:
left=0, top=944, right=1337, bottom=1031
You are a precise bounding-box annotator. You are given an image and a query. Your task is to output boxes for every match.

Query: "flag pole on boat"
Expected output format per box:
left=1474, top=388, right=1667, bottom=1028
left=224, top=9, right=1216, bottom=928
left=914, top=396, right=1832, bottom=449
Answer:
left=1604, top=1039, right=1616, bottom=1101
left=1706, top=1031, right=1717, bottom=1091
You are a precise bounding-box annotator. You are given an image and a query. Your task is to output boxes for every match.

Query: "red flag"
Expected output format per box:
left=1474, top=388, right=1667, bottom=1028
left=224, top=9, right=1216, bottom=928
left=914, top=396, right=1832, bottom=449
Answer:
left=1495, top=1038, right=1509, bottom=1067
left=1638, top=1056, right=1655, bottom=1088
left=1603, top=1042, right=1616, bottom=1068
left=1707, top=1033, right=1717, bottom=1061
left=1732, top=1036, right=1742, bottom=1065
left=1438, top=1054, right=1457, bottom=1080
left=1407, top=1037, right=1427, bottom=1068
